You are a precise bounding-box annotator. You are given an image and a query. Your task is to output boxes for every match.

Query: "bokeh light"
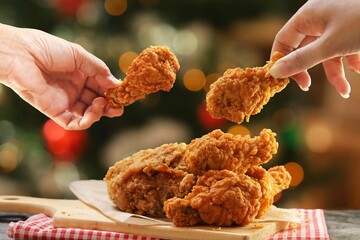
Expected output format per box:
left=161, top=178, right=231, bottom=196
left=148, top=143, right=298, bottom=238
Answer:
left=149, top=23, right=176, bottom=46
left=76, top=1, right=99, bottom=27
left=173, top=30, right=198, bottom=56
left=197, top=102, right=226, bottom=130
left=0, top=146, right=18, bottom=173
left=227, top=125, right=251, bottom=137
left=183, top=68, right=206, bottom=91
left=104, top=0, right=127, bottom=16
left=118, top=51, right=138, bottom=73
left=305, top=123, right=333, bottom=153
left=284, top=162, right=304, bottom=187
left=204, top=73, right=221, bottom=92
left=42, top=119, right=87, bottom=160
left=0, top=142, right=22, bottom=173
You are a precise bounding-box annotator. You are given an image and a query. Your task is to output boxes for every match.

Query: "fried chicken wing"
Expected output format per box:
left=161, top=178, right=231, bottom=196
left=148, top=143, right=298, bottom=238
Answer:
left=164, top=170, right=262, bottom=227
left=184, top=128, right=278, bottom=175
left=246, top=166, right=291, bottom=218
left=104, top=143, right=195, bottom=217
left=206, top=52, right=289, bottom=123
left=105, top=46, right=180, bottom=108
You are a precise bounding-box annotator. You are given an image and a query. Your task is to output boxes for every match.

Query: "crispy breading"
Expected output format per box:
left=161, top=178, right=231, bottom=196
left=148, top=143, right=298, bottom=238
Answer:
left=184, top=128, right=278, bottom=175
left=206, top=52, right=289, bottom=123
left=164, top=170, right=262, bottom=227
left=105, top=46, right=180, bottom=108
left=105, top=129, right=292, bottom=226
left=104, top=143, right=195, bottom=217
left=246, top=166, right=291, bottom=218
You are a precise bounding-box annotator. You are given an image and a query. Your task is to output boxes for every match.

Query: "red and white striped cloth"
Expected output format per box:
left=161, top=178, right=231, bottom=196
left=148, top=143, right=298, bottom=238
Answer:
left=269, top=209, right=329, bottom=240
left=7, top=209, right=329, bottom=240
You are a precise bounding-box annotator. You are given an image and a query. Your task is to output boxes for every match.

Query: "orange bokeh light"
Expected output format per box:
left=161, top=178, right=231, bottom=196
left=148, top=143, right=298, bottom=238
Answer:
left=118, top=51, right=138, bottom=73
left=284, top=162, right=304, bottom=187
left=104, top=0, right=127, bottom=16
left=183, top=68, right=206, bottom=92
left=227, top=125, right=251, bottom=137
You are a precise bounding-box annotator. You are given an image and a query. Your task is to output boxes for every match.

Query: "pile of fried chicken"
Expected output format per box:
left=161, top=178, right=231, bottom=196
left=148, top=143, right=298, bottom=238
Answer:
left=105, top=129, right=291, bottom=227
left=104, top=47, right=291, bottom=227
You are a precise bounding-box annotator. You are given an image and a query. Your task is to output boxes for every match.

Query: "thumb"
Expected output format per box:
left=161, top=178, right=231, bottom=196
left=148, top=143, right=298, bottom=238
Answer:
left=270, top=36, right=331, bottom=78
left=72, top=44, right=120, bottom=88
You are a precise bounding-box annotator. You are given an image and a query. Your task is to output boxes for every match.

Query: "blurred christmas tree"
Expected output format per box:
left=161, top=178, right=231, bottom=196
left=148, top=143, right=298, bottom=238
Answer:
left=1, top=0, right=330, bottom=209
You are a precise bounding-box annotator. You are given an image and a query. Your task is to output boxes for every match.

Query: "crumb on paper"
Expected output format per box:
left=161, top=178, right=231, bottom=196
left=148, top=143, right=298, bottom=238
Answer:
left=254, top=223, right=264, bottom=229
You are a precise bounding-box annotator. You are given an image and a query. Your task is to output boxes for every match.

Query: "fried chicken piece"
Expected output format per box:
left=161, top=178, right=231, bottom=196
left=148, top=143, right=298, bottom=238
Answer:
left=184, top=128, right=278, bottom=175
left=206, top=52, right=289, bottom=123
left=105, top=46, right=180, bottom=108
left=104, top=143, right=196, bottom=217
left=246, top=166, right=291, bottom=218
left=164, top=170, right=262, bottom=227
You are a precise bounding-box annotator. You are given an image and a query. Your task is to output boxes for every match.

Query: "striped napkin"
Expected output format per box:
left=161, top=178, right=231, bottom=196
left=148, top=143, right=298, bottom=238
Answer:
left=7, top=209, right=328, bottom=240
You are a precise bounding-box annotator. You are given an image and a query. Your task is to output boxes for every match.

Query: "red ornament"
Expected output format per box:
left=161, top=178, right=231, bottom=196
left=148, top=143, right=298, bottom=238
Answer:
left=54, top=0, right=85, bottom=17
left=197, top=102, right=226, bottom=130
left=42, top=119, right=87, bottom=161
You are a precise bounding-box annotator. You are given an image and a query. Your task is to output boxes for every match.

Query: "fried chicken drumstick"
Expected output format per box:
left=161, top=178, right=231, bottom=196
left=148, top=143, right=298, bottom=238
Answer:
left=105, top=46, right=180, bottom=108
left=206, top=52, right=289, bottom=123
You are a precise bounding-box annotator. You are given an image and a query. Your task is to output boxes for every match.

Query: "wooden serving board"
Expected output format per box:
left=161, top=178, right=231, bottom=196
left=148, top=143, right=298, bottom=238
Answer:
left=0, top=195, right=289, bottom=240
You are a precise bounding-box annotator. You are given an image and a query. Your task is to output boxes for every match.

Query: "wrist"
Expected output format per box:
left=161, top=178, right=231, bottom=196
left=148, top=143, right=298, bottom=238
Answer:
left=0, top=24, right=24, bottom=85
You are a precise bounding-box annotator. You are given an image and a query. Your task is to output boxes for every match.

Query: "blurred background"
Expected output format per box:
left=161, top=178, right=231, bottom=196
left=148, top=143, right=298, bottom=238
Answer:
left=0, top=0, right=359, bottom=210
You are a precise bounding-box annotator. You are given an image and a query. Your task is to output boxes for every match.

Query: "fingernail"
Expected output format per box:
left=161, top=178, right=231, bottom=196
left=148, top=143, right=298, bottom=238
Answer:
left=340, top=93, right=350, bottom=99
left=300, top=86, right=309, bottom=92
left=108, top=76, right=120, bottom=84
left=270, top=62, right=289, bottom=78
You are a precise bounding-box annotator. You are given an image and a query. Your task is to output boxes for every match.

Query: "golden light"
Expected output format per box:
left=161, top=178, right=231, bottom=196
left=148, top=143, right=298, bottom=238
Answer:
left=183, top=69, right=206, bottom=92
left=104, top=0, right=127, bottom=16
left=305, top=123, right=333, bottom=153
left=204, top=73, right=221, bottom=92
left=118, top=51, right=138, bottom=73
left=227, top=125, right=251, bottom=137
left=0, top=143, right=20, bottom=173
left=284, top=162, right=304, bottom=187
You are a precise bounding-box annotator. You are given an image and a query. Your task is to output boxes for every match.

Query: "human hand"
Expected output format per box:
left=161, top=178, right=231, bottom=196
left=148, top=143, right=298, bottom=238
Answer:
left=270, top=0, right=360, bottom=98
left=0, top=23, right=123, bottom=130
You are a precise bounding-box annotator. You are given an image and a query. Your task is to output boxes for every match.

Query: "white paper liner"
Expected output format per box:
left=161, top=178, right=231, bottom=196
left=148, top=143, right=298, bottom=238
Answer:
left=69, top=180, right=302, bottom=226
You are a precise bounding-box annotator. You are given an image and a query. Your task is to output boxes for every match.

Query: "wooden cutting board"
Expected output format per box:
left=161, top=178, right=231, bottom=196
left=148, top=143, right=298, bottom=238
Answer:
left=0, top=195, right=290, bottom=240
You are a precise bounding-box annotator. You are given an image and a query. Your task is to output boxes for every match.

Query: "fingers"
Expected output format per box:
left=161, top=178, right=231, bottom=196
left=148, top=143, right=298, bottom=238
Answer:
left=72, top=44, right=120, bottom=89
left=59, top=97, right=124, bottom=130
left=346, top=54, right=360, bottom=73
left=322, top=57, right=351, bottom=98
left=289, top=71, right=311, bottom=91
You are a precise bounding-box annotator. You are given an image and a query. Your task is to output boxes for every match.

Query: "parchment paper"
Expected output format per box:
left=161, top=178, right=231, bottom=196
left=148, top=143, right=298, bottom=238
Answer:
left=69, top=180, right=302, bottom=225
